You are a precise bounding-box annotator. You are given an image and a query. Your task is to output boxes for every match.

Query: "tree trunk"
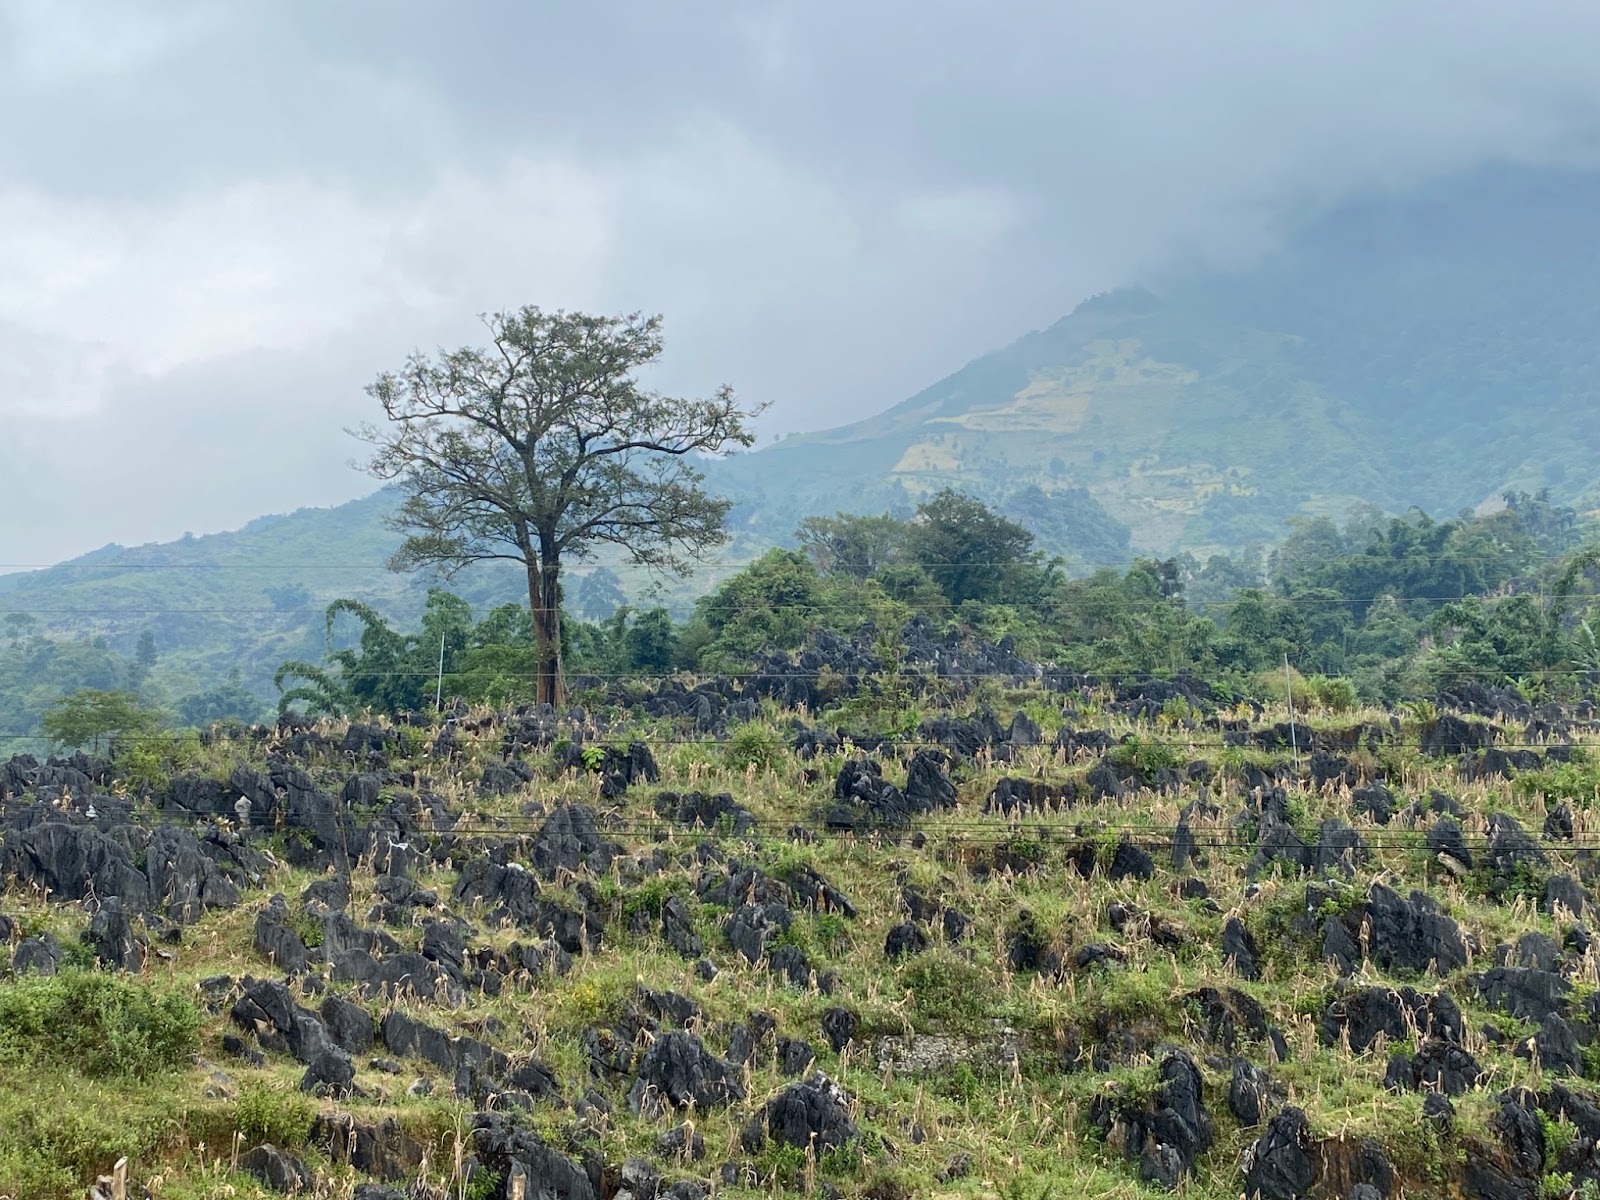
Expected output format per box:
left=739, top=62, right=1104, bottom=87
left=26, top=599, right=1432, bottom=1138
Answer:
left=528, top=549, right=564, bottom=706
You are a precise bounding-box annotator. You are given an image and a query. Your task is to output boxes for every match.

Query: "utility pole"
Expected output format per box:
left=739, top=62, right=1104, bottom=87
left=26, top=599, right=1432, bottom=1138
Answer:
left=1284, top=654, right=1299, bottom=772
left=435, top=631, right=446, bottom=711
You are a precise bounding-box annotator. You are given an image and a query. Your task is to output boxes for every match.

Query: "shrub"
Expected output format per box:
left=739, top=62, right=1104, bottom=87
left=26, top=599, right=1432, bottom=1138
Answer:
left=234, top=1082, right=317, bottom=1149
left=0, top=1074, right=184, bottom=1200
left=1306, top=674, right=1359, bottom=713
left=0, top=970, right=199, bottom=1080
left=1108, top=735, right=1181, bottom=776
left=723, top=722, right=783, bottom=773
left=902, top=951, right=989, bottom=1025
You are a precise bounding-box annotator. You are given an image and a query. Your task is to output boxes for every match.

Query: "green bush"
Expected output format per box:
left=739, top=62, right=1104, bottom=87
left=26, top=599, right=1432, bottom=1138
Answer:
left=902, top=951, right=989, bottom=1025
left=0, top=1072, right=185, bottom=1200
left=233, top=1082, right=316, bottom=1149
left=723, top=722, right=783, bottom=773
left=1107, top=735, right=1181, bottom=776
left=1306, top=674, right=1359, bottom=713
left=0, top=970, right=199, bottom=1080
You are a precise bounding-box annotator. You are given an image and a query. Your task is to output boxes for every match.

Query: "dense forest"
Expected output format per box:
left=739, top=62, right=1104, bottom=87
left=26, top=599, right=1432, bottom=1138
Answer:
left=270, top=487, right=1600, bottom=721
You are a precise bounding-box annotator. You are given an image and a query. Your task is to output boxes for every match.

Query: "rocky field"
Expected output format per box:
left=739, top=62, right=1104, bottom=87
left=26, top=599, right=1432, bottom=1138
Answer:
left=3, top=638, right=1600, bottom=1199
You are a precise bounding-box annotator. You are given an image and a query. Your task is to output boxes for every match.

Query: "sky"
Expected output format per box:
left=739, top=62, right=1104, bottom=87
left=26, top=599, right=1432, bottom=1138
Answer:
left=6, top=0, right=1600, bottom=567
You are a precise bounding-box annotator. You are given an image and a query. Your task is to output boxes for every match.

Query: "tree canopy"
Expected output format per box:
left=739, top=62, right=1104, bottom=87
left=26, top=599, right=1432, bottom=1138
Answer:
left=41, top=689, right=162, bottom=752
left=352, top=307, right=761, bottom=704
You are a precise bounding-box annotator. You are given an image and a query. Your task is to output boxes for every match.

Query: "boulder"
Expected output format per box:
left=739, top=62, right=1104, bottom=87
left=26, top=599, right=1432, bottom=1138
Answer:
left=1476, top=967, right=1570, bottom=1023
left=884, top=921, right=930, bottom=960
left=1320, top=986, right=1463, bottom=1053
left=13, top=934, right=60, bottom=975
left=1544, top=803, right=1576, bottom=842
left=1419, top=713, right=1493, bottom=756
left=300, top=1045, right=356, bottom=1096
left=472, top=1111, right=596, bottom=1200
left=1426, top=818, right=1473, bottom=869
left=1109, top=836, right=1155, bottom=882
left=1242, top=1107, right=1316, bottom=1200
left=660, top=895, right=703, bottom=958
left=85, top=897, right=147, bottom=971
left=784, top=864, right=856, bottom=917
left=1189, top=986, right=1269, bottom=1052
left=0, top=821, right=150, bottom=909
left=452, top=858, right=602, bottom=952
left=820, top=1007, right=857, bottom=1053
left=1363, top=883, right=1468, bottom=975
left=1464, top=1092, right=1544, bottom=1200
left=751, top=1073, right=859, bottom=1152
left=1312, top=820, right=1366, bottom=876
left=530, top=804, right=617, bottom=877
left=778, top=1037, right=816, bottom=1077
left=1547, top=874, right=1588, bottom=920
left=654, top=790, right=757, bottom=837
left=1525, top=1014, right=1583, bottom=1076
left=1350, top=783, right=1395, bottom=825
left=230, top=978, right=332, bottom=1064
left=1484, top=813, right=1548, bottom=878
left=1097, top=1049, right=1214, bottom=1188
left=253, top=895, right=311, bottom=974
left=320, top=994, right=375, bottom=1054
left=1413, top=1037, right=1484, bottom=1095
left=614, top=1157, right=660, bottom=1200
left=657, top=1123, right=707, bottom=1162
left=1229, top=1058, right=1273, bottom=1127
left=903, top=748, right=958, bottom=812
left=726, top=902, right=791, bottom=964
left=312, top=1114, right=430, bottom=1182
left=238, top=1144, right=312, bottom=1193
left=829, top=758, right=917, bottom=828
left=626, top=1030, right=744, bottom=1117
left=145, top=825, right=241, bottom=921
left=1222, top=917, right=1260, bottom=980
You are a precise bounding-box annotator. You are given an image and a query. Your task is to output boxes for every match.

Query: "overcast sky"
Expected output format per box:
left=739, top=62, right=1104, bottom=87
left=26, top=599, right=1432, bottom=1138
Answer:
left=6, top=0, right=1600, bottom=566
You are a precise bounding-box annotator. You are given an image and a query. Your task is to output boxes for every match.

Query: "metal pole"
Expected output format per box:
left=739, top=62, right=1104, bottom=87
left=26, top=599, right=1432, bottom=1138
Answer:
left=435, top=632, right=446, bottom=711
left=1284, top=654, right=1299, bottom=772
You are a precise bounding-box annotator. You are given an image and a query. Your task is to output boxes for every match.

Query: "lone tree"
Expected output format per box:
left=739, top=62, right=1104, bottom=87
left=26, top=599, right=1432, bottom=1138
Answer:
left=354, top=307, right=761, bottom=704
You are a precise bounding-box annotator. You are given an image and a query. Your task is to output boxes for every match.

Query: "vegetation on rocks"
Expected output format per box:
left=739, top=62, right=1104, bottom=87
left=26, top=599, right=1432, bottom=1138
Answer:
left=5, top=559, right=1600, bottom=1196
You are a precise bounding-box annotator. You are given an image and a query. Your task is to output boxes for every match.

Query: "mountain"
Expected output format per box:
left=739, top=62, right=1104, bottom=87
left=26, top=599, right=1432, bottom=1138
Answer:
left=710, top=165, right=1600, bottom=554
left=7, top=163, right=1600, bottom=711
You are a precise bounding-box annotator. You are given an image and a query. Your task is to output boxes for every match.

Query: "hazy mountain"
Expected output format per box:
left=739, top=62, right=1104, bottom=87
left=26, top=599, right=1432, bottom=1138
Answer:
left=712, top=165, right=1600, bottom=554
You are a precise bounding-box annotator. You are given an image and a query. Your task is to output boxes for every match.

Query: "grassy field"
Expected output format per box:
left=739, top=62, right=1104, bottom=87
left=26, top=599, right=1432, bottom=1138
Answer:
left=1, top=679, right=1597, bottom=1198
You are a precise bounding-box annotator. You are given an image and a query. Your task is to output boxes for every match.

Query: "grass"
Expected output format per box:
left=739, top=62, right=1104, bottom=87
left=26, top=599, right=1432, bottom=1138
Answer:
left=0, top=697, right=1595, bottom=1197
left=0, top=970, right=200, bottom=1080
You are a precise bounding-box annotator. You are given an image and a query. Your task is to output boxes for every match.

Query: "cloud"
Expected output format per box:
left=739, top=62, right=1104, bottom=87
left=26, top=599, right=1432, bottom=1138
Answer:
left=8, top=0, right=1600, bottom=563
